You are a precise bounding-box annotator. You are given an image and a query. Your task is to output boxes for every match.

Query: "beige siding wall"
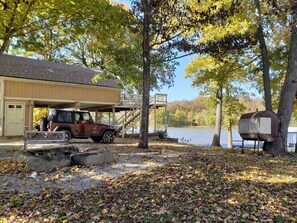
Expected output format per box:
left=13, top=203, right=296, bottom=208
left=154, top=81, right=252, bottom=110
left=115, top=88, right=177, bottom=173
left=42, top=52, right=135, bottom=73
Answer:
left=4, top=80, right=120, bottom=104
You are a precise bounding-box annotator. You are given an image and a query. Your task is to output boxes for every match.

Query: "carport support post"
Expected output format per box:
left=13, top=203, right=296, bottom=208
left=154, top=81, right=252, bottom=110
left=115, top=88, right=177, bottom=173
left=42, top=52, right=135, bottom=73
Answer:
left=122, top=111, right=126, bottom=138
left=95, top=110, right=98, bottom=123
left=0, top=79, right=4, bottom=136
left=112, top=107, right=115, bottom=126
left=165, top=105, right=168, bottom=133
left=98, top=112, right=103, bottom=123
left=295, top=132, right=297, bottom=153
left=28, top=100, right=33, bottom=131
left=154, top=95, right=157, bottom=133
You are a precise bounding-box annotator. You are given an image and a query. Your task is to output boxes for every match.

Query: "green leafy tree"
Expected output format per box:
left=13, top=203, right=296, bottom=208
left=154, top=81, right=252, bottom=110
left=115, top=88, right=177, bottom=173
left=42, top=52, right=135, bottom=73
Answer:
left=243, top=0, right=290, bottom=112
left=12, top=20, right=71, bottom=62
left=33, top=108, right=48, bottom=127
left=183, top=0, right=294, bottom=153
left=223, top=84, right=246, bottom=148
left=253, top=0, right=272, bottom=111
left=204, top=99, right=216, bottom=127
left=131, top=0, right=188, bottom=148
left=182, top=0, right=290, bottom=112
left=130, top=0, right=251, bottom=148
left=154, top=108, right=167, bottom=128
left=10, top=1, right=132, bottom=63
left=10, top=0, right=175, bottom=94
left=173, top=108, right=188, bottom=127
left=185, top=54, right=250, bottom=147
left=0, top=0, right=81, bottom=54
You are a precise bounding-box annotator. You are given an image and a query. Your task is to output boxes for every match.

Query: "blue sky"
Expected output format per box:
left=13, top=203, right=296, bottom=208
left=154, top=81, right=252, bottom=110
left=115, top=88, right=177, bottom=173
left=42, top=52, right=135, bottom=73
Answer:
left=114, top=1, right=264, bottom=103
left=152, top=55, right=200, bottom=102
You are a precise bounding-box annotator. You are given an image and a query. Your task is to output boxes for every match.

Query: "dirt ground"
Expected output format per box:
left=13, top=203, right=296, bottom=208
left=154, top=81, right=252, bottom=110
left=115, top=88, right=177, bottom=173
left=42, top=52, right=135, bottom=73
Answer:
left=1, top=137, right=297, bottom=223
left=0, top=137, right=206, bottom=194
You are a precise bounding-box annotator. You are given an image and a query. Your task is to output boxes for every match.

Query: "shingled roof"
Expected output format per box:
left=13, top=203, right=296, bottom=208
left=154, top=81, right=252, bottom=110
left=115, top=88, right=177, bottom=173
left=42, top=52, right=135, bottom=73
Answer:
left=0, top=54, right=119, bottom=88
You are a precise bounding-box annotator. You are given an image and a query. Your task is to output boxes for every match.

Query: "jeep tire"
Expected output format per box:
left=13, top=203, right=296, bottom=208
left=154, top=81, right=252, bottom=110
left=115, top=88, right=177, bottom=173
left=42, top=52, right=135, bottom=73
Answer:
left=63, top=130, right=71, bottom=142
left=102, top=131, right=114, bottom=143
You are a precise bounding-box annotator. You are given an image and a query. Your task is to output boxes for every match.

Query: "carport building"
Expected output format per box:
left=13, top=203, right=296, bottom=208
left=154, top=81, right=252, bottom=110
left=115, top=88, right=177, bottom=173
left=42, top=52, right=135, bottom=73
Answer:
left=0, top=54, right=121, bottom=136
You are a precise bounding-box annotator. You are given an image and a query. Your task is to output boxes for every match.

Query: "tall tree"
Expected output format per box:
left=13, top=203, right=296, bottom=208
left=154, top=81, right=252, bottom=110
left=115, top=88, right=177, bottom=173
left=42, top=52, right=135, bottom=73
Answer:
left=0, top=0, right=78, bottom=54
left=183, top=0, right=295, bottom=153
left=138, top=0, right=151, bottom=148
left=0, top=0, right=41, bottom=53
left=183, top=0, right=290, bottom=111
left=131, top=0, right=186, bottom=148
left=253, top=0, right=272, bottom=111
left=185, top=55, right=250, bottom=147
left=132, top=0, right=254, bottom=148
left=223, top=83, right=246, bottom=148
left=212, top=83, right=223, bottom=147
left=273, top=1, right=297, bottom=154
left=11, top=0, right=174, bottom=94
left=10, top=0, right=129, bottom=62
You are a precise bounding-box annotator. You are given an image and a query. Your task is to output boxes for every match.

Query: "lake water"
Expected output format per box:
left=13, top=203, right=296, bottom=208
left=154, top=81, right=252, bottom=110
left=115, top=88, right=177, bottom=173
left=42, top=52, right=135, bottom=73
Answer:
left=165, top=127, right=297, bottom=148
left=165, top=127, right=242, bottom=148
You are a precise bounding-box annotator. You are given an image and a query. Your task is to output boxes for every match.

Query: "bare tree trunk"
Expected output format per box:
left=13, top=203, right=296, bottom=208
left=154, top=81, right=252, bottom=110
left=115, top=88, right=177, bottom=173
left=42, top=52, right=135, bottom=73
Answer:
left=138, top=0, right=151, bottom=149
left=254, top=0, right=272, bottom=111
left=227, top=119, right=233, bottom=149
left=225, top=84, right=233, bottom=149
left=273, top=2, right=297, bottom=155
left=211, top=84, right=222, bottom=147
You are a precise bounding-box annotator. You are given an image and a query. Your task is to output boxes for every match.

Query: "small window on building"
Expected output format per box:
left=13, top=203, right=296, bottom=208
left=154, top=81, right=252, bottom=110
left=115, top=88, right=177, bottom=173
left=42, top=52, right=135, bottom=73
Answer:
left=16, top=105, right=22, bottom=109
left=8, top=105, right=14, bottom=108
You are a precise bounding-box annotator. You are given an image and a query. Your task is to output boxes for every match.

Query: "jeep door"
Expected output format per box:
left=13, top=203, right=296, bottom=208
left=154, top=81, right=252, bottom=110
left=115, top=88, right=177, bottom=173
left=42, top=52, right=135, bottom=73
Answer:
left=74, top=112, right=93, bottom=137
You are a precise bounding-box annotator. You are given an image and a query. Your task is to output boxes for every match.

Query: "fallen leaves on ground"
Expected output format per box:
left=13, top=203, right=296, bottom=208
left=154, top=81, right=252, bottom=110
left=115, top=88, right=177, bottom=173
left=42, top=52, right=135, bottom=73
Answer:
left=0, top=144, right=296, bottom=223
left=0, top=160, right=29, bottom=175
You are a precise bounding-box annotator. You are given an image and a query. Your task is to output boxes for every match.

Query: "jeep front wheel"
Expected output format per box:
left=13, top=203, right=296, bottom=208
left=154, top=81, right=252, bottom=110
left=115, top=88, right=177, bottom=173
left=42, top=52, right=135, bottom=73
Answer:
left=102, top=131, right=114, bottom=143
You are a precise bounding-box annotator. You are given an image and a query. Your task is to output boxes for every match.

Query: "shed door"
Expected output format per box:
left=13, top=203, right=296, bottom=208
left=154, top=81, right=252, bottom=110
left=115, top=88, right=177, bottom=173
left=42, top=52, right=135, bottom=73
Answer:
left=5, top=103, right=25, bottom=136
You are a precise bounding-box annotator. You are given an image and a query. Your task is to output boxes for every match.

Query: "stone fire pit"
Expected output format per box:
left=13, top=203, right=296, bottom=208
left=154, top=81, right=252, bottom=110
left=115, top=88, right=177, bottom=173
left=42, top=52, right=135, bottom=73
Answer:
left=13, top=146, right=115, bottom=172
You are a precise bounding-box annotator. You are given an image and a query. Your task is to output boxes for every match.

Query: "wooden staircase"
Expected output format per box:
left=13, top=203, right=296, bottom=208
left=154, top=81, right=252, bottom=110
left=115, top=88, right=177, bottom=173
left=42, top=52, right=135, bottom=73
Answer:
left=115, top=94, right=167, bottom=134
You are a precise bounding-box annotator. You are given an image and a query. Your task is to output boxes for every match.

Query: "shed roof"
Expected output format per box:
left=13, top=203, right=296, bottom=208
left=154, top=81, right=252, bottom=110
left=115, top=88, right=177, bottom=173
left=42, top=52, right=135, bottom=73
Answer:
left=0, top=54, right=119, bottom=88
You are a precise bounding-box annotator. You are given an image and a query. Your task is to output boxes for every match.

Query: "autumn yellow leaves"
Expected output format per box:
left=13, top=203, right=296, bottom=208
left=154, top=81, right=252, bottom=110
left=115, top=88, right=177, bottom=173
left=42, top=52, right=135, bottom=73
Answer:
left=0, top=144, right=296, bottom=222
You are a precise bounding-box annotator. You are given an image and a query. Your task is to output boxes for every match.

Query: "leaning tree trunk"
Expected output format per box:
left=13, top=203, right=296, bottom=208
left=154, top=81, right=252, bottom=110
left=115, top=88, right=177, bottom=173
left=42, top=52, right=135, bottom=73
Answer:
left=254, top=0, right=272, bottom=111
left=273, top=2, right=297, bottom=155
left=138, top=0, right=151, bottom=149
left=0, top=37, right=10, bottom=55
left=211, top=84, right=223, bottom=147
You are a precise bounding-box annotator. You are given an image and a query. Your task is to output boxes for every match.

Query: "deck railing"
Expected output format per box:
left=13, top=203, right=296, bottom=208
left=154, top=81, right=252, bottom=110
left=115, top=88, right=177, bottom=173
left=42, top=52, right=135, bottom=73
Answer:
left=120, top=93, right=167, bottom=106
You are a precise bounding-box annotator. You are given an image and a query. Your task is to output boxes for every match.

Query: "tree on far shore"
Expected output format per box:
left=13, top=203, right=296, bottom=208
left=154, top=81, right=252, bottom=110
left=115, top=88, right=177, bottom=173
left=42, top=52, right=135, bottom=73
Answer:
left=185, top=55, right=248, bottom=147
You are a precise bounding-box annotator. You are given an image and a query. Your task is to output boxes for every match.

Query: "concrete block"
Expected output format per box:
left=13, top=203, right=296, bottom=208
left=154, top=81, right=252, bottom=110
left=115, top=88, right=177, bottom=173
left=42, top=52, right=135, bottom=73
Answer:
left=13, top=151, right=71, bottom=172
left=71, top=151, right=115, bottom=166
